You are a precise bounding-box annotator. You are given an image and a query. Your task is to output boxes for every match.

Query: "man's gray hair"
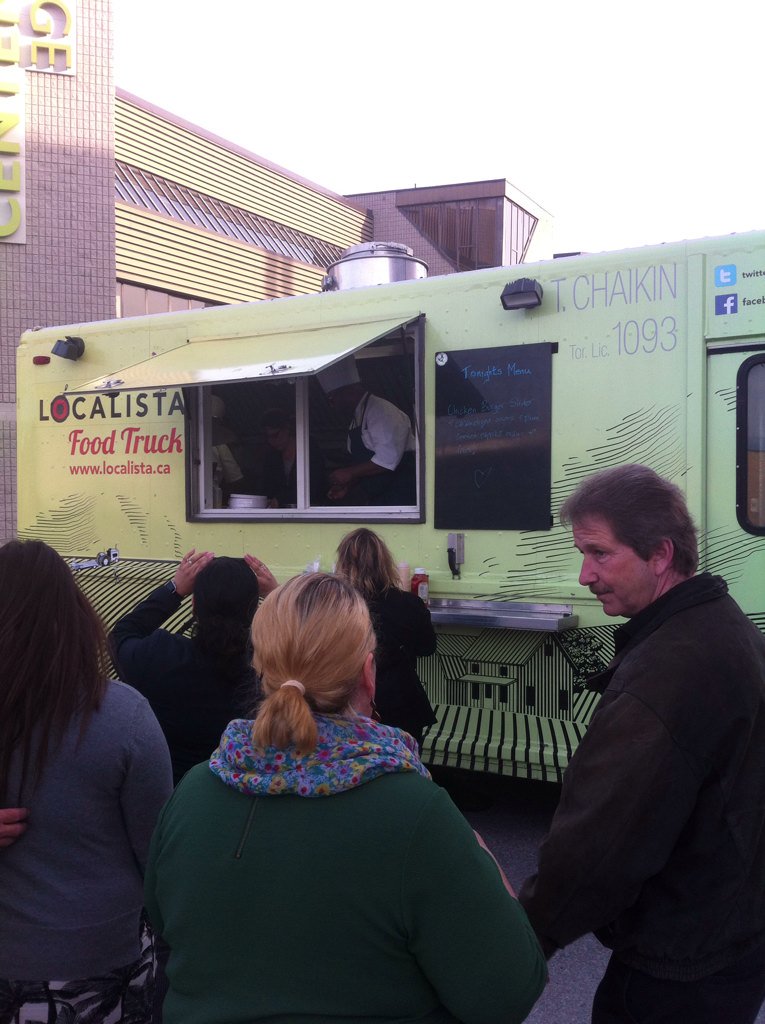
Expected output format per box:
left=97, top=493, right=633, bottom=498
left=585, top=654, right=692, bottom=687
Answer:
left=560, top=464, right=699, bottom=575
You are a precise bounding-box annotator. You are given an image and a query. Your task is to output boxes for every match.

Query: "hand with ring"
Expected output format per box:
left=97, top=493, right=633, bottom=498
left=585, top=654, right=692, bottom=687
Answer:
left=244, top=554, right=279, bottom=598
left=172, top=548, right=214, bottom=598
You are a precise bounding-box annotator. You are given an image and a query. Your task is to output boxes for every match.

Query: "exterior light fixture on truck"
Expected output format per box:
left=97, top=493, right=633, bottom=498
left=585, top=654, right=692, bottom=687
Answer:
left=500, top=278, right=544, bottom=310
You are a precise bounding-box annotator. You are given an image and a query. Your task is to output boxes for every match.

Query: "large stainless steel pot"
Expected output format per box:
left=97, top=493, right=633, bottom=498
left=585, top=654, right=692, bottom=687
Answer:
left=322, top=242, right=428, bottom=291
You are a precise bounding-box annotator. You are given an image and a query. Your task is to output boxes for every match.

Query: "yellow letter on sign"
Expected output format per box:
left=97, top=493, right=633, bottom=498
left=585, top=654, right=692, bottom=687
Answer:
left=0, top=109, right=19, bottom=153
left=0, top=33, right=19, bottom=66
left=0, top=196, right=21, bottom=236
left=0, top=2, right=20, bottom=26
left=29, top=0, right=72, bottom=35
left=30, top=42, right=71, bottom=69
left=0, top=158, right=20, bottom=190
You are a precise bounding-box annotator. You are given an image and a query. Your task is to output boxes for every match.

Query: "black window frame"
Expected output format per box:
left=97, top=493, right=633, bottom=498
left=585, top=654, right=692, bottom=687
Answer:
left=736, top=353, right=765, bottom=536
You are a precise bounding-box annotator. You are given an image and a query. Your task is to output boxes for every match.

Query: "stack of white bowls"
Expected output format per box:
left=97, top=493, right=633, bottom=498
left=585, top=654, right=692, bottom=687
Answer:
left=228, top=494, right=268, bottom=510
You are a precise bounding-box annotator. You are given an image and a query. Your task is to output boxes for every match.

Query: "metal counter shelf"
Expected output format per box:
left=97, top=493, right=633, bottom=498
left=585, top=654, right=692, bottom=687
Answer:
left=428, top=598, right=578, bottom=632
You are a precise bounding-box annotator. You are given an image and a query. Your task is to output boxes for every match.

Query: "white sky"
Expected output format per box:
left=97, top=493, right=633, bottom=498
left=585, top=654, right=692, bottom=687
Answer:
left=114, top=0, right=765, bottom=256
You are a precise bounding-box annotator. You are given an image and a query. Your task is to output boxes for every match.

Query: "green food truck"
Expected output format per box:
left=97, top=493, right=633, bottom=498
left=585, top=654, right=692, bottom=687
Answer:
left=17, top=233, right=765, bottom=780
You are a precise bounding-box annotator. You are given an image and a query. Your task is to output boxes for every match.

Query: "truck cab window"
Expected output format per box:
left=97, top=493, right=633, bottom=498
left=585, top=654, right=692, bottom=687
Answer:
left=189, top=324, right=423, bottom=521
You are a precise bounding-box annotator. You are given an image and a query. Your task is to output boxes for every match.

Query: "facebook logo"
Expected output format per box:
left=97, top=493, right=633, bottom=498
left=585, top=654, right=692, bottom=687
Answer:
left=715, top=294, right=738, bottom=315
left=715, top=264, right=737, bottom=287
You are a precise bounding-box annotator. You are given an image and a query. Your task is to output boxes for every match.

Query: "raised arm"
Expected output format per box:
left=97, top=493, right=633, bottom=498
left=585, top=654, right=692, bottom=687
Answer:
left=110, top=549, right=213, bottom=683
left=244, top=554, right=279, bottom=598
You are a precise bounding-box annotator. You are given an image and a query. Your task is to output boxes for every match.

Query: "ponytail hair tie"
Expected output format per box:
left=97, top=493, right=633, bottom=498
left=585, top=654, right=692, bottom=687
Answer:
left=280, top=679, right=305, bottom=695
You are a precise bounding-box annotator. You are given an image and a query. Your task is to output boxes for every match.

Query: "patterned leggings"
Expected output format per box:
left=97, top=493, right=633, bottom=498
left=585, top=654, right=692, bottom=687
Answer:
left=0, top=918, right=155, bottom=1024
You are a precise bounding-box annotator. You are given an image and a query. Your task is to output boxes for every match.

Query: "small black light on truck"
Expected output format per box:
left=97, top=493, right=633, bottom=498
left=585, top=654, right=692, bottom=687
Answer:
left=51, top=335, right=85, bottom=361
left=500, top=278, right=543, bottom=310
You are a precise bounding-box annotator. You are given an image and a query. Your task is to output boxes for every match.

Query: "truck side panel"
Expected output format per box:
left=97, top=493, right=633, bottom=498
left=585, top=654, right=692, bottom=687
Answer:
left=18, top=233, right=765, bottom=779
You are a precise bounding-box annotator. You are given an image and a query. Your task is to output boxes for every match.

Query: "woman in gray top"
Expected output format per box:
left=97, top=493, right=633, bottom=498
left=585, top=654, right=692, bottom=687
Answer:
left=0, top=539, right=173, bottom=1024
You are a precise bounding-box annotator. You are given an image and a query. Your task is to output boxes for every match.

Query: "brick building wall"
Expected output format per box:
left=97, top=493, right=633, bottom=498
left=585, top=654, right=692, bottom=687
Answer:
left=346, top=190, right=455, bottom=276
left=0, top=0, right=115, bottom=543
left=347, top=181, right=554, bottom=274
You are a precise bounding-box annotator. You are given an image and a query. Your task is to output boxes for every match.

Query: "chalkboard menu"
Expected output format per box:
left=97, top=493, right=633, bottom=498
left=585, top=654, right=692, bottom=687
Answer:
left=434, top=344, right=553, bottom=530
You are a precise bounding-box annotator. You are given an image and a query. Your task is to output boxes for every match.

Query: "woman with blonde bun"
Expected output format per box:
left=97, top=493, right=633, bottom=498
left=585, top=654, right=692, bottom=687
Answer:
left=145, top=573, right=546, bottom=1024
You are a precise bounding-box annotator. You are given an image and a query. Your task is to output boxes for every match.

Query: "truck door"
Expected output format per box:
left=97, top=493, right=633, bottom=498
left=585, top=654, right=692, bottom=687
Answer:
left=705, top=345, right=765, bottom=619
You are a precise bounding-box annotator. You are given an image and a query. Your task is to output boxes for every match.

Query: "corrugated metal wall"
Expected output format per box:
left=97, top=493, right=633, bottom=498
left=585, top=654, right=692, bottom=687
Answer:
left=114, top=93, right=373, bottom=303
left=115, top=205, right=325, bottom=303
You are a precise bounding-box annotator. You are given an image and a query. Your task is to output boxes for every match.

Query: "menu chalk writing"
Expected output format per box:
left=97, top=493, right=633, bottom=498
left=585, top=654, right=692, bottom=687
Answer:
left=435, top=344, right=553, bottom=530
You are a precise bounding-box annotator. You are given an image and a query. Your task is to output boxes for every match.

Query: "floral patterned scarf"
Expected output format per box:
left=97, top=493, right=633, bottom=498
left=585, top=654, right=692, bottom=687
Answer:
left=209, top=714, right=431, bottom=798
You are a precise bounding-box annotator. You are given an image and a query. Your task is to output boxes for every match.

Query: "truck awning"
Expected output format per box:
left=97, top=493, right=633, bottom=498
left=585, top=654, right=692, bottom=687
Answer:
left=71, top=315, right=420, bottom=393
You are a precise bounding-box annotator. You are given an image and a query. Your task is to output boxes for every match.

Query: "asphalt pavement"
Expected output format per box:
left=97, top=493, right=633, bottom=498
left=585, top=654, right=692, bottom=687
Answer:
left=431, top=768, right=765, bottom=1024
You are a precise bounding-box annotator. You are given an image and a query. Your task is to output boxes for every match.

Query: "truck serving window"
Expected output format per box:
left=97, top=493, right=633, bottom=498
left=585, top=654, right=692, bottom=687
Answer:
left=737, top=354, right=765, bottom=534
left=188, top=320, right=424, bottom=522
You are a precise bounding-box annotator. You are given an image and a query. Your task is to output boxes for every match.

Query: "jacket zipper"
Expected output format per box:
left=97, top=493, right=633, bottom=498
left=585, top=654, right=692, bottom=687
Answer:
left=234, top=799, right=259, bottom=859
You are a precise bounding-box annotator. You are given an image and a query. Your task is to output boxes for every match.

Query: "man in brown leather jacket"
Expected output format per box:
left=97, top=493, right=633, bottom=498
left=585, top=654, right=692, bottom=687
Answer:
left=520, top=464, right=765, bottom=1024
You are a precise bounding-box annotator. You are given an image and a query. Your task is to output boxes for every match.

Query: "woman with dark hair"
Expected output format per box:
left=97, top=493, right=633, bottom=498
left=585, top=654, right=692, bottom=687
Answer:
left=111, top=549, right=278, bottom=785
left=336, top=528, right=437, bottom=748
left=0, top=539, right=172, bottom=1022
left=145, top=572, right=547, bottom=1023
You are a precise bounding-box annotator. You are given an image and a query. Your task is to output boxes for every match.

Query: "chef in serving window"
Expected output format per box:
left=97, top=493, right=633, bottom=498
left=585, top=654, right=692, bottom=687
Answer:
left=318, top=358, right=416, bottom=506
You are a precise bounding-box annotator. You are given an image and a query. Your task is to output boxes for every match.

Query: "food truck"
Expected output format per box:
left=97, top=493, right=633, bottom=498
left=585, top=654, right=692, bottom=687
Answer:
left=17, top=234, right=765, bottom=780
